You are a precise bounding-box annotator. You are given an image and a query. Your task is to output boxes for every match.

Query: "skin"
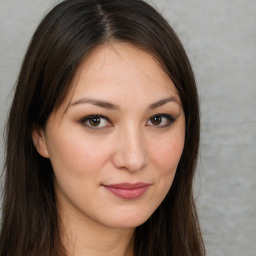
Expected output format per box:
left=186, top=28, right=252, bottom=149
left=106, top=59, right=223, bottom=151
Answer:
left=33, top=42, right=185, bottom=256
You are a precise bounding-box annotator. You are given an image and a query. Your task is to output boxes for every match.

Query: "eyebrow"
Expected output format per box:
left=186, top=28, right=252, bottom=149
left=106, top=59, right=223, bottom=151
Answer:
left=148, top=96, right=180, bottom=109
left=70, top=98, right=120, bottom=110
left=70, top=96, right=180, bottom=110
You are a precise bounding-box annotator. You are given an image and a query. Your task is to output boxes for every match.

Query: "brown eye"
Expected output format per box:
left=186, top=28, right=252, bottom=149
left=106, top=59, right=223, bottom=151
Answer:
left=150, top=116, right=162, bottom=125
left=146, top=114, right=175, bottom=127
left=89, top=117, right=101, bottom=127
left=81, top=115, right=112, bottom=130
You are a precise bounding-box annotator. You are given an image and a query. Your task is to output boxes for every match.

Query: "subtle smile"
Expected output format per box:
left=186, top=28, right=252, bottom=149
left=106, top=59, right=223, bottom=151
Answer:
left=102, top=183, right=151, bottom=200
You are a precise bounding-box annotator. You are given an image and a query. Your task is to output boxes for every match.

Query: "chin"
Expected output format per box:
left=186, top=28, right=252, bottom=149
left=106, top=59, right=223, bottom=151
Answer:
left=105, top=211, right=152, bottom=229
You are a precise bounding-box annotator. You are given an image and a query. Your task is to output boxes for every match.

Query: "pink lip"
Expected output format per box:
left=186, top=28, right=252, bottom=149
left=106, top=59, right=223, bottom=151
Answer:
left=103, top=182, right=150, bottom=200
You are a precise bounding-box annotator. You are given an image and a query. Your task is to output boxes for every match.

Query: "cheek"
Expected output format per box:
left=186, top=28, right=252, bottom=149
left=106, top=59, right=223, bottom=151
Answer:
left=46, top=132, right=112, bottom=178
left=146, top=134, right=184, bottom=210
left=151, top=135, right=184, bottom=173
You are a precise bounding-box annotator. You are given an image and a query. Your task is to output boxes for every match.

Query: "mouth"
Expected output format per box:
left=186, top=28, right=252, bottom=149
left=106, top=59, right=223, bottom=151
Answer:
left=102, top=182, right=151, bottom=200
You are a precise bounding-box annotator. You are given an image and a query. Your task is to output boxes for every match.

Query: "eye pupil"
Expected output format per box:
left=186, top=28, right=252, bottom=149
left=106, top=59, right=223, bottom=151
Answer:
left=151, top=116, right=162, bottom=125
left=89, top=117, right=101, bottom=126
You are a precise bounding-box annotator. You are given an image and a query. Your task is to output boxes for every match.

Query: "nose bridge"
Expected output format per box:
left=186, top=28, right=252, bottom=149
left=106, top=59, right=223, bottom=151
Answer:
left=113, top=122, right=148, bottom=172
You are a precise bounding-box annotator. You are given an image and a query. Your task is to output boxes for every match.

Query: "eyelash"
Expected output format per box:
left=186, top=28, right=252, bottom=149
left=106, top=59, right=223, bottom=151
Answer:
left=80, top=113, right=176, bottom=130
left=146, top=113, right=176, bottom=127
left=80, top=115, right=112, bottom=130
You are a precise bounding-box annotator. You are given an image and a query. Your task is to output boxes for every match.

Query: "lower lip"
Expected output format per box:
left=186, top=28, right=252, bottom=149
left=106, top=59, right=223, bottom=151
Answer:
left=103, top=185, right=150, bottom=200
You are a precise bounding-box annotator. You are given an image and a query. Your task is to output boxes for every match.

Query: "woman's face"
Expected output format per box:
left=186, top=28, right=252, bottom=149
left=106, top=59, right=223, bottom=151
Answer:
left=33, top=42, right=185, bottom=229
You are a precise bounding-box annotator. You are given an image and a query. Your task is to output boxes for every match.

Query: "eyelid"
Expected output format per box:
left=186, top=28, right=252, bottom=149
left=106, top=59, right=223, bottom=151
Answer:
left=80, top=114, right=113, bottom=130
left=79, top=113, right=176, bottom=130
left=146, top=113, right=176, bottom=127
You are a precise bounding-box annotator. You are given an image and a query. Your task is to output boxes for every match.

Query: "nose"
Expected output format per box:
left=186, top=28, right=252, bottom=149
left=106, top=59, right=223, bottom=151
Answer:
left=112, top=125, right=148, bottom=172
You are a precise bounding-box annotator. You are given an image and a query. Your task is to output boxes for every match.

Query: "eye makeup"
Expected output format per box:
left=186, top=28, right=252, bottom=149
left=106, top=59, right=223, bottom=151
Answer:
left=79, top=113, right=176, bottom=131
left=79, top=114, right=113, bottom=130
left=147, top=113, right=176, bottom=128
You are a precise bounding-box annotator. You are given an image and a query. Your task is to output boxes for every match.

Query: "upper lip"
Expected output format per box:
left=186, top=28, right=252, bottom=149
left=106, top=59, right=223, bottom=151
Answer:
left=102, top=182, right=150, bottom=189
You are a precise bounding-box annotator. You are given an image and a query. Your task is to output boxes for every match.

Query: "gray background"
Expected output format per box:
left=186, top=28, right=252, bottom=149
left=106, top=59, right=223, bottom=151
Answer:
left=0, top=0, right=255, bottom=255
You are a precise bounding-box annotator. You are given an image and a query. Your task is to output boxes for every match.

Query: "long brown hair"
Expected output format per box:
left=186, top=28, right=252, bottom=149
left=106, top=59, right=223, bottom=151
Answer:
left=0, top=0, right=205, bottom=255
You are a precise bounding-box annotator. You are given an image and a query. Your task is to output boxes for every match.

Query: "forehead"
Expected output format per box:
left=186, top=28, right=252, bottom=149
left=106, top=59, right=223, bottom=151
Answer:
left=63, top=42, right=180, bottom=108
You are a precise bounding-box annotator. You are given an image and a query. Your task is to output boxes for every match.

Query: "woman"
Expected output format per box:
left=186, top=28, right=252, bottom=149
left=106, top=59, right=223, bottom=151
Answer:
left=0, top=0, right=205, bottom=255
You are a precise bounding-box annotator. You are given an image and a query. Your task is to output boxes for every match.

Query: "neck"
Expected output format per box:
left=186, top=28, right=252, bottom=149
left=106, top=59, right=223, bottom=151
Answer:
left=59, top=207, right=135, bottom=256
